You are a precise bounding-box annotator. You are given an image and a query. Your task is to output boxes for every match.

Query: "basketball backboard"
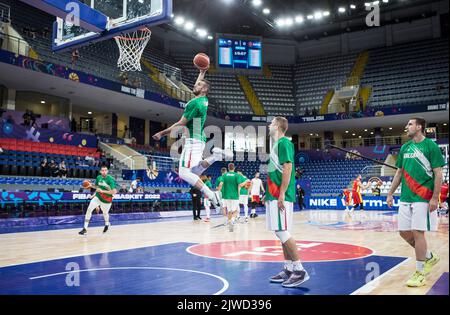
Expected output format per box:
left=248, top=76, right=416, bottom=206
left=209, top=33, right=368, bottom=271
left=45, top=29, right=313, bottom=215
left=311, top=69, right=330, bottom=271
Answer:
left=51, top=0, right=172, bottom=52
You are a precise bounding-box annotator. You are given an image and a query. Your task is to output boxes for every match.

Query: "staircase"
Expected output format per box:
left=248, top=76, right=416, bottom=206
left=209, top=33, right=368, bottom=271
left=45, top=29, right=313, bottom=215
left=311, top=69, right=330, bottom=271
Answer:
left=142, top=58, right=194, bottom=102
left=319, top=90, right=335, bottom=115
left=346, top=51, right=370, bottom=86
left=237, top=75, right=266, bottom=116
left=99, top=142, right=147, bottom=170
left=358, top=86, right=372, bottom=111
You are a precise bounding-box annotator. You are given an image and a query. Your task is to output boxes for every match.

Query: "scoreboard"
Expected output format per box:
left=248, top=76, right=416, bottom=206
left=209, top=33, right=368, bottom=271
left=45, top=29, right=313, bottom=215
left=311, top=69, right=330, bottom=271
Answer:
left=216, top=35, right=263, bottom=71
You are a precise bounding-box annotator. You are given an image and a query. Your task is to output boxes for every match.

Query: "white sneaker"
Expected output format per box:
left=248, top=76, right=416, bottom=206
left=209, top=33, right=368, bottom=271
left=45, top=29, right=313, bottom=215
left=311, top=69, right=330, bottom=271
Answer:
left=211, top=191, right=223, bottom=209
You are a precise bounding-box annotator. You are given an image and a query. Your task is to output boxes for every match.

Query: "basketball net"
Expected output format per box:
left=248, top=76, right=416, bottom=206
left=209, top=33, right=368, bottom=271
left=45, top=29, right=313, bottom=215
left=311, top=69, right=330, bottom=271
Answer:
left=114, top=28, right=152, bottom=72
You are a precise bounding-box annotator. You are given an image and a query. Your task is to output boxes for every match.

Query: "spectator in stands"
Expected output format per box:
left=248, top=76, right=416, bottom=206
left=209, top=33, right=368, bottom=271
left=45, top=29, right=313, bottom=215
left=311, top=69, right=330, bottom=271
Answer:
left=312, top=107, right=318, bottom=116
left=42, top=27, right=50, bottom=39
left=30, top=27, right=37, bottom=39
left=130, top=178, right=141, bottom=193
left=358, top=95, right=364, bottom=109
left=136, top=186, right=144, bottom=194
left=49, top=160, right=59, bottom=177
left=41, top=158, right=50, bottom=177
left=22, top=110, right=31, bottom=126
left=71, top=118, right=77, bottom=132
left=132, top=77, right=140, bottom=88
left=59, top=161, right=68, bottom=178
left=372, top=185, right=381, bottom=196
left=119, top=184, right=128, bottom=194
left=305, top=107, right=310, bottom=116
left=75, top=156, right=83, bottom=166
left=119, top=72, right=129, bottom=85
left=71, top=49, right=80, bottom=68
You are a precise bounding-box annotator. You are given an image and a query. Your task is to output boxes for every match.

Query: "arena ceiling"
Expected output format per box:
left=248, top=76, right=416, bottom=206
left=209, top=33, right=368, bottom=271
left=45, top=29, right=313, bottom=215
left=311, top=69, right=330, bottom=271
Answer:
left=169, top=0, right=443, bottom=41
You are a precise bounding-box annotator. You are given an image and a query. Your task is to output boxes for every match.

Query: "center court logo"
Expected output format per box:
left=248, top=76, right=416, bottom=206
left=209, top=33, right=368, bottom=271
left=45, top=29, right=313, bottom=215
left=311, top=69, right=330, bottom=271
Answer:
left=187, top=240, right=373, bottom=262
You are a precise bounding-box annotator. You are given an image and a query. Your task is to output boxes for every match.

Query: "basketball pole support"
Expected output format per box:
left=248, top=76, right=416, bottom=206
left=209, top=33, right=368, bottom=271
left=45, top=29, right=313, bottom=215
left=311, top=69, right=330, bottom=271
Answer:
left=325, top=144, right=398, bottom=170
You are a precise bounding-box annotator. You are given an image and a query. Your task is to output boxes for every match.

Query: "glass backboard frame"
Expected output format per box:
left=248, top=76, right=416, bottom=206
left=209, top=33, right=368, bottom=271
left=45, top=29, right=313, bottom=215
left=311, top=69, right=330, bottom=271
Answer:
left=52, top=0, right=172, bottom=52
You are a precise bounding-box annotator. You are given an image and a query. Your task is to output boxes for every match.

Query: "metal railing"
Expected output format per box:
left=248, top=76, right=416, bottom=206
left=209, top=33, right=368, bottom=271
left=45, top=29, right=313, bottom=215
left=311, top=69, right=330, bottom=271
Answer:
left=331, top=133, right=449, bottom=149
left=0, top=32, right=32, bottom=57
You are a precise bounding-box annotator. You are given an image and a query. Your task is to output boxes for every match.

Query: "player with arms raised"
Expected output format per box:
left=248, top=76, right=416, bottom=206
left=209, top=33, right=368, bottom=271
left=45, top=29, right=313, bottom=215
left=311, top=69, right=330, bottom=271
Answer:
left=153, top=54, right=230, bottom=211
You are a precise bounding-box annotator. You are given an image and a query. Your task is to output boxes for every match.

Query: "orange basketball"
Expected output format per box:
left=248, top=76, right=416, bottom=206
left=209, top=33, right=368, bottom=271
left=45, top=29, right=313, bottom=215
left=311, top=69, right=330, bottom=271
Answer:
left=193, top=53, right=210, bottom=70
left=82, top=180, right=91, bottom=188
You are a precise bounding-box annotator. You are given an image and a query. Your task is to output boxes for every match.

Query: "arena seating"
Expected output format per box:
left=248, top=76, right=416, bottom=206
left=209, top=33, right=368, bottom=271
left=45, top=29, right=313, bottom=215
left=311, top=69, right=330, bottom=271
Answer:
left=294, top=53, right=357, bottom=115
left=247, top=65, right=296, bottom=116
left=299, top=159, right=378, bottom=195
left=171, top=53, right=254, bottom=115
left=362, top=38, right=449, bottom=108
left=0, top=138, right=104, bottom=178
left=0, top=138, right=99, bottom=157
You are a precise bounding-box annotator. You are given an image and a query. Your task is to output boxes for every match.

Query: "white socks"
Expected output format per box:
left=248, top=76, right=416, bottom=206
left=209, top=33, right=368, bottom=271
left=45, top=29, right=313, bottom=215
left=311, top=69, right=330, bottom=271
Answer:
left=426, top=251, right=432, bottom=260
left=293, top=261, right=304, bottom=271
left=244, top=205, right=249, bottom=217
left=201, top=185, right=215, bottom=200
left=416, top=261, right=425, bottom=272
left=284, top=260, right=293, bottom=272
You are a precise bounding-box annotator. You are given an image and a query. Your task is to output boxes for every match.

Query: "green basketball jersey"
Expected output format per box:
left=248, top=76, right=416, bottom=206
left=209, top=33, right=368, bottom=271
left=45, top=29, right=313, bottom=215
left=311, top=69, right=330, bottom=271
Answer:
left=95, top=175, right=116, bottom=204
left=396, top=137, right=446, bottom=203
left=182, top=96, right=208, bottom=142
left=215, top=175, right=224, bottom=192
left=266, top=137, right=296, bottom=202
left=240, top=176, right=249, bottom=195
left=222, top=171, right=247, bottom=200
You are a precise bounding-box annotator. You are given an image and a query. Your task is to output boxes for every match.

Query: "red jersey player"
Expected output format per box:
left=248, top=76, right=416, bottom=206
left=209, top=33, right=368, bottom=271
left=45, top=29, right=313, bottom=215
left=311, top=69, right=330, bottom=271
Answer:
left=351, top=175, right=370, bottom=212
left=343, top=188, right=352, bottom=212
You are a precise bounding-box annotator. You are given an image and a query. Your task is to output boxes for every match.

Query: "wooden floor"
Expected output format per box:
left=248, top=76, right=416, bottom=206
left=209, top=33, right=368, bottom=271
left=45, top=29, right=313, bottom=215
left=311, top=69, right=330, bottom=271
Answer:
left=0, top=210, right=448, bottom=295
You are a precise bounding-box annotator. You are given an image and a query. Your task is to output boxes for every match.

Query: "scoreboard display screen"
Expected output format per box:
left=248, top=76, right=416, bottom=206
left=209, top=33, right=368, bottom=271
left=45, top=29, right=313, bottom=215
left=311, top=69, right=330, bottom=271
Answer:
left=217, top=36, right=262, bottom=70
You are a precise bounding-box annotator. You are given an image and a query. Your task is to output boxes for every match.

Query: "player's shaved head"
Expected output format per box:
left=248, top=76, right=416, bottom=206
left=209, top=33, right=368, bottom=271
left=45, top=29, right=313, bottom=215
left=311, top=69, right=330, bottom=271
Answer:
left=228, top=163, right=235, bottom=171
left=274, top=117, right=289, bottom=133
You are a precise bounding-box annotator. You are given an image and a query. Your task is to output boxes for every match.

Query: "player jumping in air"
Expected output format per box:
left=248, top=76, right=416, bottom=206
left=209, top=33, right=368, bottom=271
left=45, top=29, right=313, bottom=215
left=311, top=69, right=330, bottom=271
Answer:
left=79, top=166, right=117, bottom=235
left=267, top=117, right=309, bottom=288
left=387, top=117, right=445, bottom=287
left=153, top=67, right=231, bottom=211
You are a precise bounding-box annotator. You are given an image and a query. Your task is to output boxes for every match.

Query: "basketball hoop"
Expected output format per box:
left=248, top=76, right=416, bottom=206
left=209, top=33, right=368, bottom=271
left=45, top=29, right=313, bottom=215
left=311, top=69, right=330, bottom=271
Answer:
left=114, top=28, right=152, bottom=72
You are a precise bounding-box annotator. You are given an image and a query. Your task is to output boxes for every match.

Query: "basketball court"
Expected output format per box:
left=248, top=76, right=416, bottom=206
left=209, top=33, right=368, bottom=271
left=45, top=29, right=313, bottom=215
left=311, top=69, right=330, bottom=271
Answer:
left=0, top=0, right=448, bottom=299
left=0, top=210, right=448, bottom=295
